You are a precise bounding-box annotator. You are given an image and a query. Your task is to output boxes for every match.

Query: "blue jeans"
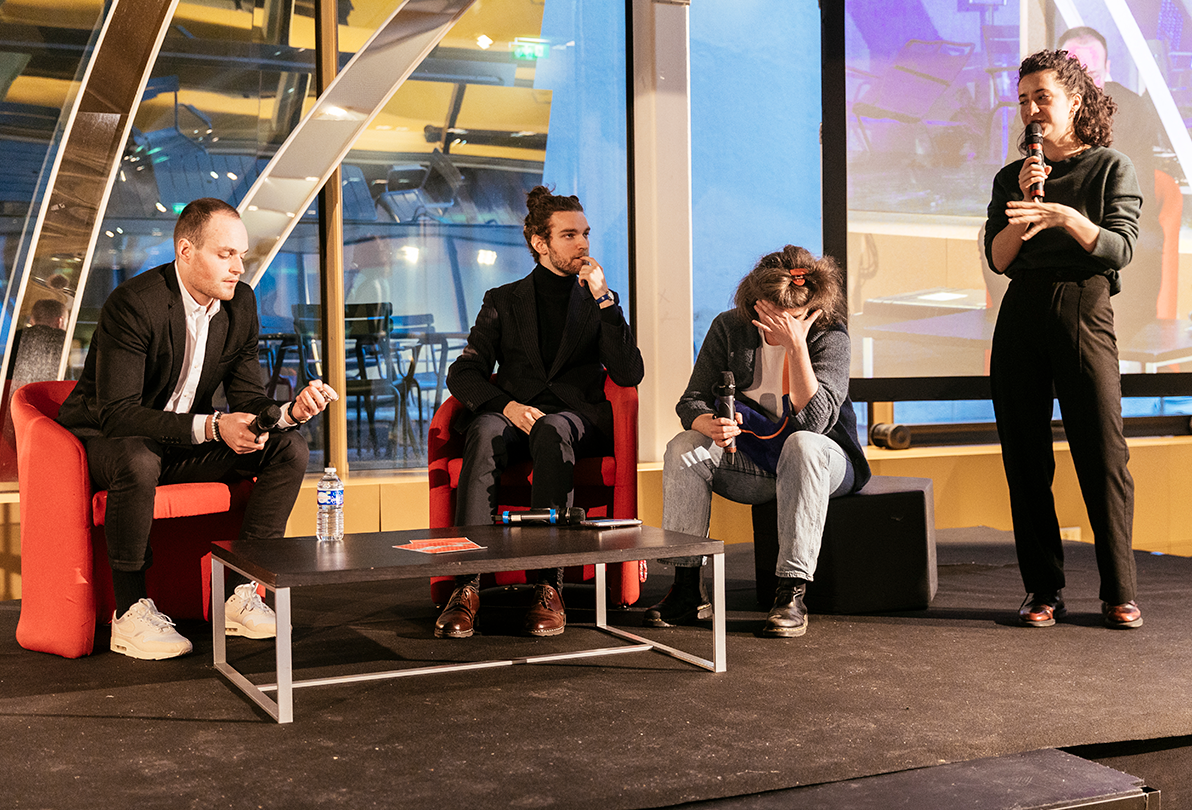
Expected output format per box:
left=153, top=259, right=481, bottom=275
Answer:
left=661, top=429, right=855, bottom=580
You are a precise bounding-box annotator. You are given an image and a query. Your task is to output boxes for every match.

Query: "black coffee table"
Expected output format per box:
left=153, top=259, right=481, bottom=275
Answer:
left=211, top=524, right=725, bottom=723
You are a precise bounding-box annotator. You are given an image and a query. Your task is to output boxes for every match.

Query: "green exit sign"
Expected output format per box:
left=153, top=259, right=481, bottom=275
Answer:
left=513, top=38, right=549, bottom=61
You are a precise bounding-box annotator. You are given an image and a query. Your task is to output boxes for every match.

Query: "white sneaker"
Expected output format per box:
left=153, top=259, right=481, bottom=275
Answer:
left=110, top=599, right=193, bottom=660
left=225, top=581, right=276, bottom=639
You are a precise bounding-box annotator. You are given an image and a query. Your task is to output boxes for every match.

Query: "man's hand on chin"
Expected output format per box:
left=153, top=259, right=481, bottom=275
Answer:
left=577, top=256, right=610, bottom=303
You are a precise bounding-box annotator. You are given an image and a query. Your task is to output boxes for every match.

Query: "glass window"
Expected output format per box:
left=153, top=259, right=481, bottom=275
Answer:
left=690, top=1, right=823, bottom=352
left=307, top=0, right=629, bottom=471
left=69, top=0, right=630, bottom=473
left=845, top=0, right=1192, bottom=396
left=0, top=0, right=107, bottom=483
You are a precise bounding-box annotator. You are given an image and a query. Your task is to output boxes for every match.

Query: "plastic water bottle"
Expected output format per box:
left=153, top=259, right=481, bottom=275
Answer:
left=316, top=467, right=344, bottom=542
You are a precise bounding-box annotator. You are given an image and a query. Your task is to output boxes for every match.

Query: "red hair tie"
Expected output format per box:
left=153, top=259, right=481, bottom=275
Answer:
left=790, top=268, right=809, bottom=286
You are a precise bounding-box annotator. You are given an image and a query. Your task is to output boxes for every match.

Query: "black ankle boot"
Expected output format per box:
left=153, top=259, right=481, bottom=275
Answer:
left=643, top=565, right=713, bottom=627
left=762, top=578, right=808, bottom=638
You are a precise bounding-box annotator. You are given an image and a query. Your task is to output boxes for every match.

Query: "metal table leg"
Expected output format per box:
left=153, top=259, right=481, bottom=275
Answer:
left=711, top=551, right=727, bottom=673
left=275, top=587, right=293, bottom=724
left=211, top=560, right=291, bottom=723
left=212, top=559, right=226, bottom=670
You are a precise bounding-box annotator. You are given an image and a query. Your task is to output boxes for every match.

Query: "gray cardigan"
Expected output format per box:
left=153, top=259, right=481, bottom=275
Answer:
left=676, top=310, right=870, bottom=491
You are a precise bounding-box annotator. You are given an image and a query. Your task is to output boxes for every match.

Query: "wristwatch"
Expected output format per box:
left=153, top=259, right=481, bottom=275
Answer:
left=594, top=290, right=616, bottom=306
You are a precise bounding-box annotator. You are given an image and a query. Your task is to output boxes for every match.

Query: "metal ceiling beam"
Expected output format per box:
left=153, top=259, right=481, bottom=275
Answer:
left=238, top=0, right=478, bottom=286
left=5, top=0, right=181, bottom=381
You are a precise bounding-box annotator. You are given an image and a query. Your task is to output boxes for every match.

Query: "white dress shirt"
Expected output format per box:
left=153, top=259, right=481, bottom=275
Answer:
left=166, top=266, right=221, bottom=444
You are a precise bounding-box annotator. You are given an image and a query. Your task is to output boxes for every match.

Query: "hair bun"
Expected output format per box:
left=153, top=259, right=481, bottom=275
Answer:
left=526, top=185, right=552, bottom=209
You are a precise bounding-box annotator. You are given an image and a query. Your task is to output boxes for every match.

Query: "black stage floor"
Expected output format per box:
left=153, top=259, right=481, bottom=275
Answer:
left=2, top=527, right=1191, bottom=809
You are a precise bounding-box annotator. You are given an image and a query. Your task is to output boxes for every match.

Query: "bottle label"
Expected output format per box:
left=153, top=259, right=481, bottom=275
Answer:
left=317, top=488, right=344, bottom=507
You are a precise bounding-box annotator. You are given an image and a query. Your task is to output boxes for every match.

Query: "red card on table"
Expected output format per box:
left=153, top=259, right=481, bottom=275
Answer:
left=394, top=537, right=485, bottom=554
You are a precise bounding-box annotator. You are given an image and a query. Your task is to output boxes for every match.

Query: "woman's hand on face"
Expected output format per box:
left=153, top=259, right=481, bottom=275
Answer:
left=753, top=298, right=821, bottom=353
left=1018, top=155, right=1050, bottom=200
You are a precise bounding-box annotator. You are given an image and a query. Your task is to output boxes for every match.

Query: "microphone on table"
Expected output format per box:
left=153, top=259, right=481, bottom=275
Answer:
left=250, top=404, right=282, bottom=436
left=1026, top=122, right=1045, bottom=201
left=496, top=507, right=586, bottom=525
left=714, top=371, right=737, bottom=462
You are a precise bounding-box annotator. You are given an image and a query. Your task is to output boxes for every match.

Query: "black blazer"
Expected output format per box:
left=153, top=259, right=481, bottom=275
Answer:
left=58, top=262, right=276, bottom=445
left=446, top=268, right=644, bottom=440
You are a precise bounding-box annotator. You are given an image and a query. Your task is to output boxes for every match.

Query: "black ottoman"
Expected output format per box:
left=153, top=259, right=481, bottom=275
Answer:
left=752, top=475, right=937, bottom=613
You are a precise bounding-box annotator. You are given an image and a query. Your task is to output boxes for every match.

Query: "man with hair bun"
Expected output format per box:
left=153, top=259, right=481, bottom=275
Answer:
left=438, top=185, right=644, bottom=640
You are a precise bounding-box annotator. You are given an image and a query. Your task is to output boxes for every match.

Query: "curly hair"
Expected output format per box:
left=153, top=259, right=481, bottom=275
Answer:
left=1016, top=49, right=1116, bottom=153
left=733, top=245, right=847, bottom=332
left=522, top=185, right=584, bottom=260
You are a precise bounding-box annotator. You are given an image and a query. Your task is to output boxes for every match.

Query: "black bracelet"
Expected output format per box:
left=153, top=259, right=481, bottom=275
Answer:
left=212, top=411, right=222, bottom=443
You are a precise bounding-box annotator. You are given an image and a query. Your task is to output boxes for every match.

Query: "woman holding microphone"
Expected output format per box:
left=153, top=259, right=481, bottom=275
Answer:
left=986, top=50, right=1143, bottom=629
left=646, top=246, right=869, bottom=638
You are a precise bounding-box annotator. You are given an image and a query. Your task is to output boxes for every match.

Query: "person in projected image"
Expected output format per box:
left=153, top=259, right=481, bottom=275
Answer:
left=986, top=51, right=1143, bottom=630
left=1058, top=26, right=1176, bottom=337
left=647, top=247, right=870, bottom=639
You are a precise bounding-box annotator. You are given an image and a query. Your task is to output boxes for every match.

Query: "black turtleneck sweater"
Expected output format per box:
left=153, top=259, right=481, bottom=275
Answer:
left=534, top=262, right=575, bottom=372
left=483, top=263, right=576, bottom=415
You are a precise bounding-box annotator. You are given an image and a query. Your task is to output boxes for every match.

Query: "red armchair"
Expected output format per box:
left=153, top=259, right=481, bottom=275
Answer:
left=12, top=381, right=253, bottom=658
left=427, top=376, right=643, bottom=606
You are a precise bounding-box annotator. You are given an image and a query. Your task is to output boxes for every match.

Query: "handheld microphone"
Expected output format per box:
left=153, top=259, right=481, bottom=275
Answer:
left=496, top=507, right=586, bottom=525
left=714, top=371, right=737, bottom=454
left=1026, top=122, right=1044, bottom=201
left=250, top=404, right=282, bottom=436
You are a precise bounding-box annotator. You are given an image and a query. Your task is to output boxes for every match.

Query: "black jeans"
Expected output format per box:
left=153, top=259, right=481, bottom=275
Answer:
left=454, top=410, right=604, bottom=589
left=82, top=430, right=309, bottom=573
left=990, top=275, right=1137, bottom=604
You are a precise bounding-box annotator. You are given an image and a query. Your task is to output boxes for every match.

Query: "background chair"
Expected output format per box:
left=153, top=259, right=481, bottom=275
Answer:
left=427, top=376, right=643, bottom=607
left=391, top=312, right=468, bottom=432
left=293, top=302, right=416, bottom=457
left=12, top=380, right=253, bottom=658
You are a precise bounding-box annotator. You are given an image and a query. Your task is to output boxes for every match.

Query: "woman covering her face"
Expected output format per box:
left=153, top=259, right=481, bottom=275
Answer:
left=649, top=245, right=870, bottom=638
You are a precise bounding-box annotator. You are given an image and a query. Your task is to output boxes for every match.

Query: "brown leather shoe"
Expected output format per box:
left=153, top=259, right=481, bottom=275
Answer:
left=1018, top=592, right=1066, bottom=627
left=523, top=583, right=566, bottom=637
left=434, top=584, right=479, bottom=638
left=1102, top=600, right=1143, bottom=629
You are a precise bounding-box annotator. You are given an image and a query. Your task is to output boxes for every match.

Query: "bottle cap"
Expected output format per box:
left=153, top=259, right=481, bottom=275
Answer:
left=324, top=467, right=336, bottom=474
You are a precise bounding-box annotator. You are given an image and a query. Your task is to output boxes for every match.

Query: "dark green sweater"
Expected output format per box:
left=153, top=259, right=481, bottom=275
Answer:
left=984, top=146, right=1142, bottom=295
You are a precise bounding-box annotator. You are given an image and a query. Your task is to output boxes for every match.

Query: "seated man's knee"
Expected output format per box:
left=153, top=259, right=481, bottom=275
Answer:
left=527, top=413, right=577, bottom=464
left=529, top=413, right=574, bottom=442
left=108, top=438, right=164, bottom=491
left=466, top=413, right=512, bottom=447
left=269, top=430, right=310, bottom=476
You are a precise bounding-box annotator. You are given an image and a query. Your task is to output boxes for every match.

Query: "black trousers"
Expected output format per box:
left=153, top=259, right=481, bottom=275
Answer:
left=455, top=410, right=605, bottom=526
left=990, top=275, right=1137, bottom=604
left=81, top=430, right=309, bottom=573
